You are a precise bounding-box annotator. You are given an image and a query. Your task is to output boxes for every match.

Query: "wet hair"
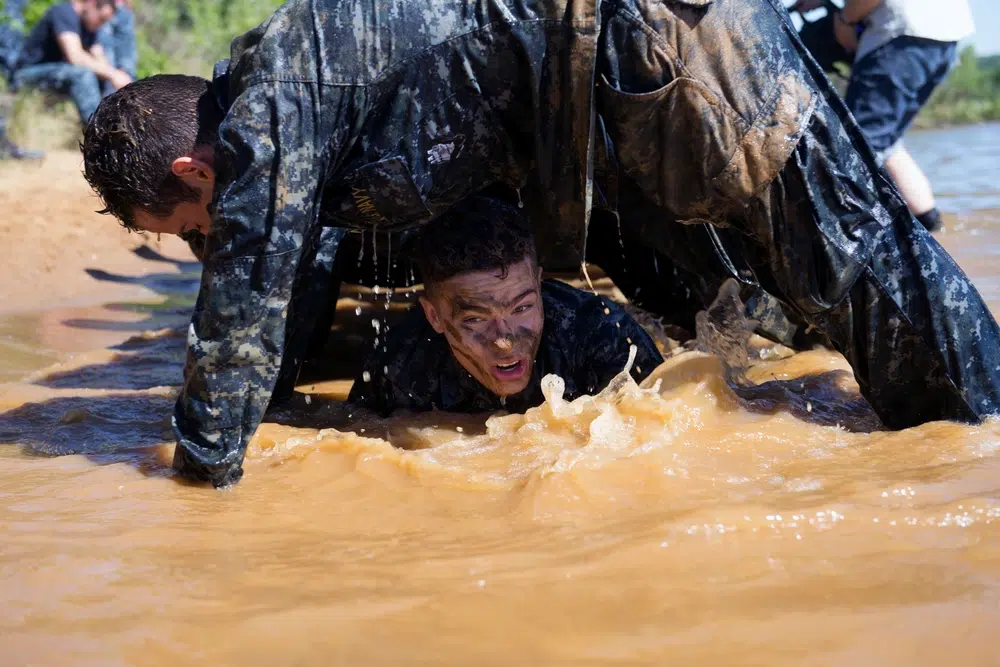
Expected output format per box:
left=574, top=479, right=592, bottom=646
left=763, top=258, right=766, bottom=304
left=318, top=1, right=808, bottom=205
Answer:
left=81, top=75, right=223, bottom=230
left=413, top=195, right=538, bottom=289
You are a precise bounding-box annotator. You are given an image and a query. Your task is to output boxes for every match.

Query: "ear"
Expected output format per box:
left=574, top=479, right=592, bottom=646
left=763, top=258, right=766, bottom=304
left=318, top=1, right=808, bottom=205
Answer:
left=419, top=295, right=446, bottom=335
left=171, top=156, right=215, bottom=187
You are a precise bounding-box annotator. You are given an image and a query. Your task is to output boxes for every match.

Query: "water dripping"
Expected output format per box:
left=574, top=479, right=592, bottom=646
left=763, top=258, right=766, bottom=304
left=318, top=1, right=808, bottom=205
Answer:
left=580, top=262, right=599, bottom=296
left=615, top=214, right=628, bottom=280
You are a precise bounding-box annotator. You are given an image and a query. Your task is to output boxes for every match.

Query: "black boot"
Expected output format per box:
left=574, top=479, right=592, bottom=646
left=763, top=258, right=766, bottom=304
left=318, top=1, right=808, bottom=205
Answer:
left=915, top=208, right=943, bottom=233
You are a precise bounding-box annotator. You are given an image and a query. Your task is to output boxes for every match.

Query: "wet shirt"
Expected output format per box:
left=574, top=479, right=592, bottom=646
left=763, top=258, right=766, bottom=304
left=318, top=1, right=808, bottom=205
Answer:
left=17, top=2, right=97, bottom=67
left=174, top=0, right=823, bottom=485
left=348, top=280, right=664, bottom=416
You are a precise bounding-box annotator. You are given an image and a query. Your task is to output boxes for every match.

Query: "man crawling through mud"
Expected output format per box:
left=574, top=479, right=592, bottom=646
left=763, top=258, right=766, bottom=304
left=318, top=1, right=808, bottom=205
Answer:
left=348, top=196, right=663, bottom=416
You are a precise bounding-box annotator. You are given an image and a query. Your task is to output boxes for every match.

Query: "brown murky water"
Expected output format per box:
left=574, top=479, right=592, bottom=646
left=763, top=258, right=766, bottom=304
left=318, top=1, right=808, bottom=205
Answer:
left=2, top=125, right=1000, bottom=665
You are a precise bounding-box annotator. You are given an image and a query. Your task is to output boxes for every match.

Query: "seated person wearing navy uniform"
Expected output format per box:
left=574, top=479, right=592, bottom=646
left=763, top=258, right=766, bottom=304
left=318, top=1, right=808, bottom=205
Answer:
left=348, top=196, right=663, bottom=416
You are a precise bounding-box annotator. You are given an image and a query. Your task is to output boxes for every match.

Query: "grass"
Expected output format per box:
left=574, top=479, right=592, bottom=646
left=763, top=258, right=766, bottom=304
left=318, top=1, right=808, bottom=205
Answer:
left=6, top=89, right=81, bottom=152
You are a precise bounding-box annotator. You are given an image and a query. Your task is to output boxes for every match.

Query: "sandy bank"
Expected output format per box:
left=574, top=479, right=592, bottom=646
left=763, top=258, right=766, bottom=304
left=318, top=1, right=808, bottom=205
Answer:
left=0, top=150, right=196, bottom=315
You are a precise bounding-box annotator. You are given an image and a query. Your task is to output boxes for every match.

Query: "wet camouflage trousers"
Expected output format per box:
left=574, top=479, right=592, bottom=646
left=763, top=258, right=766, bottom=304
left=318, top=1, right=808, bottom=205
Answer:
left=600, top=107, right=1000, bottom=429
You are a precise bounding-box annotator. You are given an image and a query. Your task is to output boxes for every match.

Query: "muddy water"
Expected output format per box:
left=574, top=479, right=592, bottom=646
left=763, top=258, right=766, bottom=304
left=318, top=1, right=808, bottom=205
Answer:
left=2, top=127, right=1000, bottom=665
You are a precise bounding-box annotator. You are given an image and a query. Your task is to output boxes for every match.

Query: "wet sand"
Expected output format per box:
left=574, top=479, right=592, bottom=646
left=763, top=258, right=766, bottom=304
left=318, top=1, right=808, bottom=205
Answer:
left=1, top=142, right=1000, bottom=665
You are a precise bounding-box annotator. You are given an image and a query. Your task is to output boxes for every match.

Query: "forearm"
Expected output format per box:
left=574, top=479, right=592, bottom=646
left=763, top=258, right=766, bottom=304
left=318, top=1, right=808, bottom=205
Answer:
left=841, top=0, right=880, bottom=24
left=64, top=49, right=117, bottom=79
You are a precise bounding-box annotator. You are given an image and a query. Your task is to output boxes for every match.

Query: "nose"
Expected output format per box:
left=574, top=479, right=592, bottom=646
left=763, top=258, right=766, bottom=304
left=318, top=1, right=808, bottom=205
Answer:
left=492, top=318, right=514, bottom=351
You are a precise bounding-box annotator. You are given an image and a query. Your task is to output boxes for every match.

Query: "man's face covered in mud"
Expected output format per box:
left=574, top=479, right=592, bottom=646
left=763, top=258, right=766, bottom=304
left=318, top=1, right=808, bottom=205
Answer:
left=420, top=257, right=544, bottom=397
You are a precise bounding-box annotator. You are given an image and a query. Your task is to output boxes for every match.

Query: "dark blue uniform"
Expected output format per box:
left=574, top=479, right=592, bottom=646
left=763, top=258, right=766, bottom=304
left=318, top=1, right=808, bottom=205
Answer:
left=348, top=280, right=664, bottom=416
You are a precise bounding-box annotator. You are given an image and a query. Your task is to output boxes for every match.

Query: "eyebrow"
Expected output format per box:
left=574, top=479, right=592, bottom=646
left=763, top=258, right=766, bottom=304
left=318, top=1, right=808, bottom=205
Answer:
left=453, top=288, right=537, bottom=313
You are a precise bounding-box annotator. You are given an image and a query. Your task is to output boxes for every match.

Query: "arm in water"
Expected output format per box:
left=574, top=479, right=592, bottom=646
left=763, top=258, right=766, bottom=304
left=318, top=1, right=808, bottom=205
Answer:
left=171, top=77, right=362, bottom=487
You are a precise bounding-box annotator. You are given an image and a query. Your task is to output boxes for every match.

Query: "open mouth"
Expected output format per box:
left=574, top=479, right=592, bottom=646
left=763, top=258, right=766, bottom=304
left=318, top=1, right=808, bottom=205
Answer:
left=493, top=359, right=526, bottom=380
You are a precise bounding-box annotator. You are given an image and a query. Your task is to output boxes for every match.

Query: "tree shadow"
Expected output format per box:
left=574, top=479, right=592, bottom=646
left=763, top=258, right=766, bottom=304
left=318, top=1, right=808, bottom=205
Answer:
left=131, top=244, right=202, bottom=272
left=0, top=392, right=177, bottom=476
left=60, top=244, right=201, bottom=335
left=83, top=267, right=201, bottom=296
left=34, top=327, right=187, bottom=391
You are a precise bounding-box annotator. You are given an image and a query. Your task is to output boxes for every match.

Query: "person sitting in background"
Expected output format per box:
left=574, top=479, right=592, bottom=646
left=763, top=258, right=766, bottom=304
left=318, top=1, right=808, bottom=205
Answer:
left=97, top=0, right=135, bottom=80
left=0, top=0, right=43, bottom=159
left=348, top=196, right=664, bottom=417
left=12, top=0, right=129, bottom=124
left=795, top=0, right=975, bottom=232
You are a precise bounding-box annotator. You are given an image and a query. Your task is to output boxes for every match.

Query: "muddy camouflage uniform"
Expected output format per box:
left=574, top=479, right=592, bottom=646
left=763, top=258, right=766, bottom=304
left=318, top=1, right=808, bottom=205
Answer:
left=173, top=0, right=1000, bottom=486
left=348, top=280, right=663, bottom=415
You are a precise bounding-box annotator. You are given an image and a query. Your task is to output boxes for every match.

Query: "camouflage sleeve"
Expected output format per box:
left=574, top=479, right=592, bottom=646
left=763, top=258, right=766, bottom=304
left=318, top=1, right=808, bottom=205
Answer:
left=171, top=80, right=362, bottom=487
left=578, top=298, right=665, bottom=392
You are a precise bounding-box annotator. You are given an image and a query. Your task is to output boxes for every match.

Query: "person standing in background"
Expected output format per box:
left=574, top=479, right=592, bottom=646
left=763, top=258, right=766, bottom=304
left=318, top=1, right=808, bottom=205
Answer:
left=97, top=0, right=134, bottom=82
left=796, top=0, right=975, bottom=232
left=0, top=0, right=44, bottom=159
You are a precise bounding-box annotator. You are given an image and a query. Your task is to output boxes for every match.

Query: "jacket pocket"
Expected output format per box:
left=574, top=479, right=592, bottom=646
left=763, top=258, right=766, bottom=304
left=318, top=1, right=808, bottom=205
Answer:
left=324, top=156, right=432, bottom=231
left=599, top=74, right=746, bottom=221
left=599, top=70, right=814, bottom=221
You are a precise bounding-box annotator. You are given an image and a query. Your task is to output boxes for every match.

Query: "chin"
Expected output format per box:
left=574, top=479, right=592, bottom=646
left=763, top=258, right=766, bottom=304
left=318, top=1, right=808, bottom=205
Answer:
left=494, top=379, right=531, bottom=397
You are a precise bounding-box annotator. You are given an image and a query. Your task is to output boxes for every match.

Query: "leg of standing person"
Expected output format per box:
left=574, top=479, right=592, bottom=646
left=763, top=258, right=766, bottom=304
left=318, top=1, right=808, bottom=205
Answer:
left=12, top=62, right=103, bottom=123
left=845, top=36, right=959, bottom=232
left=110, top=4, right=137, bottom=78
left=597, top=0, right=1000, bottom=428
left=3, top=0, right=26, bottom=27
left=0, top=11, right=43, bottom=160
left=98, top=4, right=136, bottom=96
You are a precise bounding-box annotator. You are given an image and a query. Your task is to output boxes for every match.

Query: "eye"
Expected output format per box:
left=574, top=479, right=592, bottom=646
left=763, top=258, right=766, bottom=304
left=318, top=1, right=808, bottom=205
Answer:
left=462, top=316, right=484, bottom=325
left=513, top=303, right=534, bottom=314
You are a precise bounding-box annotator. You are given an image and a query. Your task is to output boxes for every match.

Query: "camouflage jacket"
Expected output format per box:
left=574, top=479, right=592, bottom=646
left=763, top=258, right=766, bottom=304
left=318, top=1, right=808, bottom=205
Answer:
left=348, top=280, right=663, bottom=416
left=173, top=0, right=821, bottom=485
